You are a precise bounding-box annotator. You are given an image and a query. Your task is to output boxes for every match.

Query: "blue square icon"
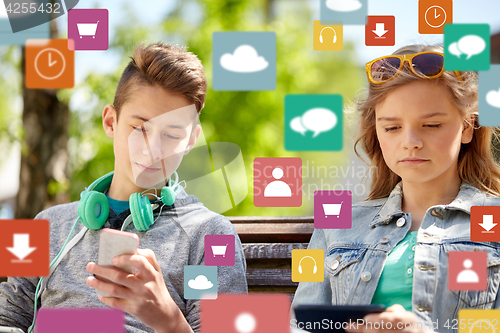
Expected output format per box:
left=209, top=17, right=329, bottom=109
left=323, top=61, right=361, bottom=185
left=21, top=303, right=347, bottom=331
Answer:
left=0, top=18, right=49, bottom=45
left=479, top=65, right=500, bottom=126
left=213, top=32, right=276, bottom=91
left=184, top=265, right=217, bottom=300
left=320, top=0, right=367, bottom=25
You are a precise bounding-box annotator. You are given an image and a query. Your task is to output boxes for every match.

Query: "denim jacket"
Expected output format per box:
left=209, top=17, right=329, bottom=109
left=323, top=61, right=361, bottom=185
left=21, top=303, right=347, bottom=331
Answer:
left=292, top=182, right=500, bottom=332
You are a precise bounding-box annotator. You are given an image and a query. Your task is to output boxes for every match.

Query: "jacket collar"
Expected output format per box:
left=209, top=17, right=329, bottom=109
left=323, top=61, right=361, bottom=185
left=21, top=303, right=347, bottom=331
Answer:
left=370, top=181, right=486, bottom=228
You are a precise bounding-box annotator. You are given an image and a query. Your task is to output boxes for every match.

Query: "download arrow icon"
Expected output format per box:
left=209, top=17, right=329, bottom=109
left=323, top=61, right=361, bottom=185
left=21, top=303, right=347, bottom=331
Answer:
left=7, top=234, right=37, bottom=261
left=373, top=23, right=388, bottom=38
left=479, top=215, right=497, bottom=232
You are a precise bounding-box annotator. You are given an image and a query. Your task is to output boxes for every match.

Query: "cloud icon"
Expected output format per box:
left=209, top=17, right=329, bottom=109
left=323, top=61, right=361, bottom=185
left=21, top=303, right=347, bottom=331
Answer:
left=220, top=45, right=269, bottom=73
left=486, top=88, right=500, bottom=108
left=0, top=2, right=8, bottom=18
left=326, top=0, right=362, bottom=12
left=188, top=275, right=214, bottom=290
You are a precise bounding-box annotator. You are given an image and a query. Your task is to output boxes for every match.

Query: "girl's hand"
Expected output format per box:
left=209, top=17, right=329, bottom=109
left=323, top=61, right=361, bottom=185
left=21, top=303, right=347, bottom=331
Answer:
left=86, top=248, right=193, bottom=333
left=344, top=304, right=431, bottom=333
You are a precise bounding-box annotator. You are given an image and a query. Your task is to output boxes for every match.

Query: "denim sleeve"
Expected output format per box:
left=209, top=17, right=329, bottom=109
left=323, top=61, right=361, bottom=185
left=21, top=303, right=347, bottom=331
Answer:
left=291, top=228, right=332, bottom=310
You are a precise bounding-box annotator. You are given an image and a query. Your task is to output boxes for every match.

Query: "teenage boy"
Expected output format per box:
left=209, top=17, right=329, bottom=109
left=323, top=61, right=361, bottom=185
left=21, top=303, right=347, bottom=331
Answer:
left=0, top=42, right=248, bottom=333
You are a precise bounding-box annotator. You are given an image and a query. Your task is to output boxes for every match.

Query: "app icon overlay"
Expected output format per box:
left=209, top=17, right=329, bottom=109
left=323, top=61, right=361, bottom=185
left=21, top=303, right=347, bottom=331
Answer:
left=67, top=8, right=109, bottom=50
left=314, top=190, right=352, bottom=229
left=0, top=219, right=49, bottom=277
left=444, top=24, right=490, bottom=71
left=470, top=206, right=500, bottom=242
left=204, top=235, right=235, bottom=266
left=253, top=157, right=302, bottom=207
left=212, top=32, right=276, bottom=91
left=458, top=309, right=500, bottom=333
left=320, top=0, right=367, bottom=25
left=448, top=251, right=487, bottom=291
left=365, top=16, right=395, bottom=46
left=184, top=265, right=218, bottom=299
left=285, top=94, right=343, bottom=151
left=36, top=308, right=124, bottom=333
left=418, top=0, right=453, bottom=34
left=478, top=65, right=500, bottom=127
left=26, top=39, right=75, bottom=89
left=292, top=249, right=324, bottom=282
left=201, top=294, right=291, bottom=333
left=313, top=21, right=343, bottom=51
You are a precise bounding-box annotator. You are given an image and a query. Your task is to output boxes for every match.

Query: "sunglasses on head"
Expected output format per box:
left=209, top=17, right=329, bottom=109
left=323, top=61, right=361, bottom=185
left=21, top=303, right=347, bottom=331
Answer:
left=365, top=51, right=462, bottom=84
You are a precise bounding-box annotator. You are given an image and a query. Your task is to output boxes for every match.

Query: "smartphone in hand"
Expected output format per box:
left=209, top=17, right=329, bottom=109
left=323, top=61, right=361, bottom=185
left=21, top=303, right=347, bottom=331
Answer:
left=0, top=327, right=24, bottom=333
left=95, top=228, right=139, bottom=298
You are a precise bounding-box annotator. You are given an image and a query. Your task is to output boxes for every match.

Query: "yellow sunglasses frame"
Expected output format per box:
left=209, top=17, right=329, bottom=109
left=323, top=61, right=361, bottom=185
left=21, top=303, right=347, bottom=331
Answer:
left=365, top=51, right=462, bottom=84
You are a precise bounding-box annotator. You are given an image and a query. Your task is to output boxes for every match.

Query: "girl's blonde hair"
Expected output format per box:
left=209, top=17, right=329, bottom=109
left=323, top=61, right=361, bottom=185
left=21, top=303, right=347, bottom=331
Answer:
left=354, top=44, right=500, bottom=199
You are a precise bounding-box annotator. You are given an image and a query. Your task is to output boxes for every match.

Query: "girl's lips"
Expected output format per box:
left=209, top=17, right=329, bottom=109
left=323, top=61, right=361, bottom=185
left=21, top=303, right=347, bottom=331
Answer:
left=400, top=159, right=429, bottom=164
left=137, top=163, right=160, bottom=173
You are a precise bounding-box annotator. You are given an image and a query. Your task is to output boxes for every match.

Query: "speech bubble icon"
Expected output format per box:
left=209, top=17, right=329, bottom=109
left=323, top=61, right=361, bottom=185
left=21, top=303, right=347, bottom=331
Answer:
left=290, top=116, right=307, bottom=136
left=448, top=42, right=462, bottom=58
left=458, top=35, right=486, bottom=60
left=302, top=108, right=337, bottom=138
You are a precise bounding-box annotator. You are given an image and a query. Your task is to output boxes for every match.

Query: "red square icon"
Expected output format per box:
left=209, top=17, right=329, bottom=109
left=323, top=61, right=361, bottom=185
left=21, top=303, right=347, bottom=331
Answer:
left=365, top=16, right=395, bottom=46
left=448, top=251, right=487, bottom=291
left=0, top=219, right=50, bottom=277
left=201, top=294, right=290, bottom=333
left=253, top=157, right=302, bottom=207
left=470, top=206, right=500, bottom=242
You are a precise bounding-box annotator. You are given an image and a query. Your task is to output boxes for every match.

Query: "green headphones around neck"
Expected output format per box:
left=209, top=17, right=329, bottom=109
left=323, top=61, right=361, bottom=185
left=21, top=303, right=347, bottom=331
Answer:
left=77, top=171, right=182, bottom=231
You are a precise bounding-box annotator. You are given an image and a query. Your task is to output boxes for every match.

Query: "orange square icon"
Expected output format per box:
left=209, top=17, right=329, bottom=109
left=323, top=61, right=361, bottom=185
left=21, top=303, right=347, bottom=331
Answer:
left=419, top=0, right=453, bottom=34
left=26, top=39, right=75, bottom=89
left=313, top=20, right=343, bottom=51
left=470, top=206, right=500, bottom=242
left=0, top=219, right=50, bottom=277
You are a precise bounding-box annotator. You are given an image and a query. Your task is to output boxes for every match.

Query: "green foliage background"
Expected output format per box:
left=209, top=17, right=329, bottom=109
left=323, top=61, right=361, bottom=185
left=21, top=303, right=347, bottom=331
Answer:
left=0, top=0, right=364, bottom=216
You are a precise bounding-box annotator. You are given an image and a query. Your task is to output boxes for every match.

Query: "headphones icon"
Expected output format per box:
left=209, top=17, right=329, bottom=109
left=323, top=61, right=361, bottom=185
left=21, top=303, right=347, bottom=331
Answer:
left=78, top=170, right=183, bottom=231
left=298, top=256, right=318, bottom=274
left=319, top=27, right=337, bottom=44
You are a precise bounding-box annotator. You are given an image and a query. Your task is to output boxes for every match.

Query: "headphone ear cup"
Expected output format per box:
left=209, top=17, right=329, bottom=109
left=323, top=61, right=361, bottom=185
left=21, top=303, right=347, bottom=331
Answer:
left=78, top=191, right=109, bottom=230
left=319, top=35, right=323, bottom=43
left=313, top=265, right=318, bottom=274
left=161, top=186, right=177, bottom=206
left=298, top=265, right=302, bottom=274
left=333, top=35, right=337, bottom=43
left=130, top=193, right=154, bottom=231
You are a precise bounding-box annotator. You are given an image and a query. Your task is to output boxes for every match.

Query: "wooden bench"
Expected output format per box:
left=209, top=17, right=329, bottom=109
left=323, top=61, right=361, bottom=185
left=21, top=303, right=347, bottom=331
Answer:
left=230, top=216, right=314, bottom=298
left=1, top=216, right=315, bottom=297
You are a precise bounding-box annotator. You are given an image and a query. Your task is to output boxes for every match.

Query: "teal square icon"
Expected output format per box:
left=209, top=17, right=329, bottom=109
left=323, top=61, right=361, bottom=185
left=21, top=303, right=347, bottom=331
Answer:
left=444, top=24, right=490, bottom=71
left=213, top=32, right=276, bottom=91
left=284, top=94, right=343, bottom=151
left=320, top=0, right=367, bottom=25
left=184, top=265, right=217, bottom=300
left=479, top=65, right=500, bottom=126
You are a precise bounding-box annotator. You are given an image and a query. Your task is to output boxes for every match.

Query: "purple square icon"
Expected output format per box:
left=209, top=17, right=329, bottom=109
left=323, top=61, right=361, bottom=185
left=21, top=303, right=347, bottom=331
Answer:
left=314, top=190, right=352, bottom=229
left=205, top=235, right=235, bottom=266
left=36, top=308, right=124, bottom=333
left=68, top=9, right=109, bottom=51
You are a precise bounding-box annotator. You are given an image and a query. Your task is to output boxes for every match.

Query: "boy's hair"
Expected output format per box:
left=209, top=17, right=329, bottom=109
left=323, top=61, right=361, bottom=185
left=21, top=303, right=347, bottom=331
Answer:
left=353, top=44, right=500, bottom=199
left=113, top=42, right=207, bottom=120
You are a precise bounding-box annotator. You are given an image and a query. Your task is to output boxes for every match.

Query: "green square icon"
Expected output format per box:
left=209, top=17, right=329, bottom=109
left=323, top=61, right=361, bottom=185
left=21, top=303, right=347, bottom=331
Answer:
left=284, top=94, right=343, bottom=151
left=444, top=24, right=490, bottom=71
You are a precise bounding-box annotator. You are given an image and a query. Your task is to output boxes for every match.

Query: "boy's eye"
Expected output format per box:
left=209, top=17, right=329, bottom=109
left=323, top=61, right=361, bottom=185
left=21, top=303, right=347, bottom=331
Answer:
left=132, top=126, right=146, bottom=132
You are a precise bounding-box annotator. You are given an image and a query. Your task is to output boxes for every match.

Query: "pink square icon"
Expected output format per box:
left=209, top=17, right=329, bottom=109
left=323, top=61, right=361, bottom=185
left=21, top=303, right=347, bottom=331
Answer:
left=68, top=9, right=109, bottom=51
left=201, top=294, right=290, bottom=333
left=448, top=251, right=487, bottom=291
left=36, top=308, right=124, bottom=333
left=253, top=157, right=302, bottom=207
left=205, top=235, right=235, bottom=266
left=314, top=190, right=352, bottom=229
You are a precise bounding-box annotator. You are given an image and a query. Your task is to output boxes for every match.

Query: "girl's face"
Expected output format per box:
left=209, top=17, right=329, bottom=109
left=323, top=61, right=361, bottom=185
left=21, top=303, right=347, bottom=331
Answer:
left=375, top=80, right=474, bottom=186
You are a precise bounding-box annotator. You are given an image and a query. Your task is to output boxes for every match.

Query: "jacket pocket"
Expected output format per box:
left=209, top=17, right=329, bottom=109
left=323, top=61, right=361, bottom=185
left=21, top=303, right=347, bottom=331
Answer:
left=325, top=246, right=368, bottom=276
left=444, top=242, right=500, bottom=309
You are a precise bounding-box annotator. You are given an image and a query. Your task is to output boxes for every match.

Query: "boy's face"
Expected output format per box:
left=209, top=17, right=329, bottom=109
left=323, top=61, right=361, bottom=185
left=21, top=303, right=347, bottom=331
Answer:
left=103, top=84, right=200, bottom=198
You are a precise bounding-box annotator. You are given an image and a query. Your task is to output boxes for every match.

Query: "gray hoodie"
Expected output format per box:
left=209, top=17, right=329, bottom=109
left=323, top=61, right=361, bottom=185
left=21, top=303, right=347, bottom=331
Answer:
left=0, top=189, right=248, bottom=333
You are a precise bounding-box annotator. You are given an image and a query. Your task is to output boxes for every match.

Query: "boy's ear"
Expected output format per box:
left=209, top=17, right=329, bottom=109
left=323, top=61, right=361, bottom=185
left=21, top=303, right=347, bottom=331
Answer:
left=102, top=104, right=117, bottom=139
left=184, top=124, right=201, bottom=155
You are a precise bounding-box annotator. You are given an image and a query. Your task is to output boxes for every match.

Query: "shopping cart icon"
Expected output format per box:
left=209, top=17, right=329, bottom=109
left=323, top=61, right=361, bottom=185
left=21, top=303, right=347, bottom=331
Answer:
left=322, top=201, right=343, bottom=218
left=211, top=244, right=228, bottom=257
left=76, top=21, right=99, bottom=38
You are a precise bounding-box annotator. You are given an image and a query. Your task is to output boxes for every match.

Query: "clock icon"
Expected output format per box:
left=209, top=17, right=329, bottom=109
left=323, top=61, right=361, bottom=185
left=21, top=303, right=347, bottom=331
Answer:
left=424, top=5, right=447, bottom=28
left=34, top=48, right=66, bottom=80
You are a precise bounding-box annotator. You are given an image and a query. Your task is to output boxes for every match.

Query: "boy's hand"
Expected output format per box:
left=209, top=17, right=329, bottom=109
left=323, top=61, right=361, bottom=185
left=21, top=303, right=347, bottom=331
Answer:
left=344, top=304, right=432, bottom=333
left=86, top=248, right=193, bottom=333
